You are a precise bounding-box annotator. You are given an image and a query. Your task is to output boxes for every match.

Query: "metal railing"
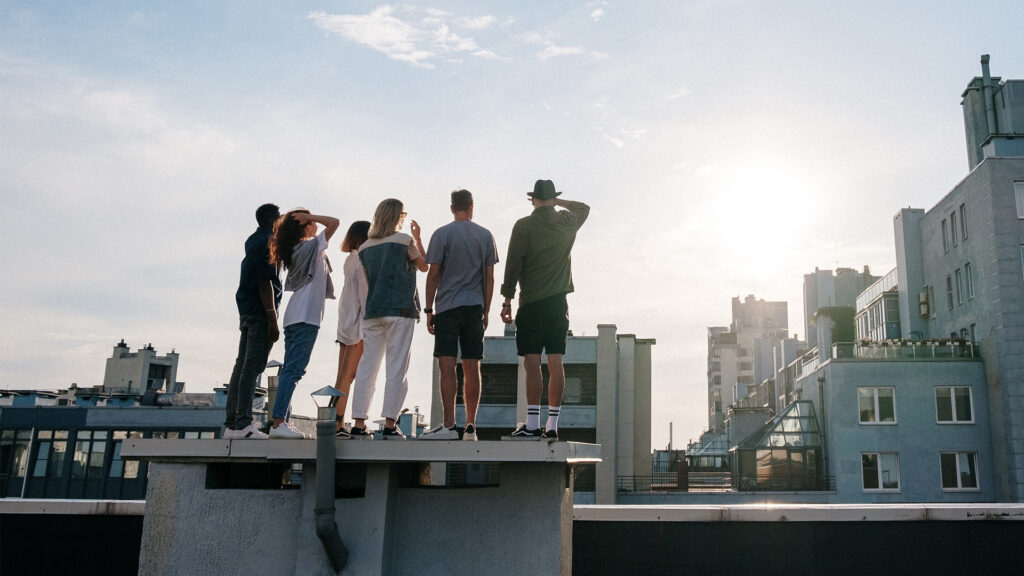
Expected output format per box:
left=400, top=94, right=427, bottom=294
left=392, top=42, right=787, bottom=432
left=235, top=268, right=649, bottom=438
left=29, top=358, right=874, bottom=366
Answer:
left=833, top=342, right=978, bottom=360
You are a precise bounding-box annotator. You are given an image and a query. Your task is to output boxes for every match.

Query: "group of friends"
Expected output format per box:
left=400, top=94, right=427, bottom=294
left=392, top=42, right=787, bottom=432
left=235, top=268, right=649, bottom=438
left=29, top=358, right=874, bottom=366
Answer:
left=221, top=180, right=590, bottom=441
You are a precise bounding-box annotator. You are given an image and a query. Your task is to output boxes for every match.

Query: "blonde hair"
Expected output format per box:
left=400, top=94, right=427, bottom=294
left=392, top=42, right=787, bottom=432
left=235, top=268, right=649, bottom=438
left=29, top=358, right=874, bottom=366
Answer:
left=368, top=198, right=404, bottom=239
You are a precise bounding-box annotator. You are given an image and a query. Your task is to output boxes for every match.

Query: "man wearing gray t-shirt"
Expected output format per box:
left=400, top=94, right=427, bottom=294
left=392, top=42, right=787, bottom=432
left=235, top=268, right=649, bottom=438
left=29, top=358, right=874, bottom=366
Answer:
left=420, top=189, right=499, bottom=441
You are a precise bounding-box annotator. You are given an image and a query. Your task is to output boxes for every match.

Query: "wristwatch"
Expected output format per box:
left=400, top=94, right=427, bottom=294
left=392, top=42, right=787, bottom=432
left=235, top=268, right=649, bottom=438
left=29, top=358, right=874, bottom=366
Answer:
left=424, top=308, right=433, bottom=314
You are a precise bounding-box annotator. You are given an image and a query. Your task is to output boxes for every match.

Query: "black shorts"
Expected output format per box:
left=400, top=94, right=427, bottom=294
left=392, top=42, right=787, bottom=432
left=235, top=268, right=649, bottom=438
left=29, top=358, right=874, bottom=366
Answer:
left=432, top=305, right=485, bottom=359
left=515, top=293, right=569, bottom=356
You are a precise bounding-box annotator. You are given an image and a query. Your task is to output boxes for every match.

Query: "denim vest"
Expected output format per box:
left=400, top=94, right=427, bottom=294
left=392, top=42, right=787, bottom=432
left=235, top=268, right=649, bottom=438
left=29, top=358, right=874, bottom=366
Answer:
left=359, top=236, right=420, bottom=320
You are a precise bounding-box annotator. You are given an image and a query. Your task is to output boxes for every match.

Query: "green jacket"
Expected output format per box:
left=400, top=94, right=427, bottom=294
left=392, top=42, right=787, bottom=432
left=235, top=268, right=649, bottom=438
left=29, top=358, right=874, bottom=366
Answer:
left=500, top=201, right=590, bottom=305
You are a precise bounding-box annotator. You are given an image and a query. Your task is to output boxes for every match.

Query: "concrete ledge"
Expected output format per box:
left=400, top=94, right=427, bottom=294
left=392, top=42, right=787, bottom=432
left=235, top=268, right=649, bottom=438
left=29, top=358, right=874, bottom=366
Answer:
left=0, top=499, right=146, bottom=516
left=574, top=503, right=1024, bottom=522
left=122, top=438, right=601, bottom=463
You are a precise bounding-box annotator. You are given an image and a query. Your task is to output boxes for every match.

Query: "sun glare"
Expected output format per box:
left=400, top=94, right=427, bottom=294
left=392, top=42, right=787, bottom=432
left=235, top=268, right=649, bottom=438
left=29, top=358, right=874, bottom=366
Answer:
left=708, top=157, right=815, bottom=274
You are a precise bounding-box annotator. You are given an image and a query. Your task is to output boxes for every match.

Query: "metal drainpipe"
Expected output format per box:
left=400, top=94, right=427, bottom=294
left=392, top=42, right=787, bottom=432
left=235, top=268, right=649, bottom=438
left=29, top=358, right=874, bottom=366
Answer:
left=817, top=375, right=829, bottom=491
left=315, top=405, right=348, bottom=572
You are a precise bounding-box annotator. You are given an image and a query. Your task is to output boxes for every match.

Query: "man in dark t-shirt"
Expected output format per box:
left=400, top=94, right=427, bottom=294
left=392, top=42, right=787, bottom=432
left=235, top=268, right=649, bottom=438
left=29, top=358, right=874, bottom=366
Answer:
left=224, top=203, right=282, bottom=439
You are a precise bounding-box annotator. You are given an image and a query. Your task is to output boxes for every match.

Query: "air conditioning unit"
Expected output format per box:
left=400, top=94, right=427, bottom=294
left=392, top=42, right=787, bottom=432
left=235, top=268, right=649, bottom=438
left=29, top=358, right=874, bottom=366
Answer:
left=918, top=290, right=930, bottom=318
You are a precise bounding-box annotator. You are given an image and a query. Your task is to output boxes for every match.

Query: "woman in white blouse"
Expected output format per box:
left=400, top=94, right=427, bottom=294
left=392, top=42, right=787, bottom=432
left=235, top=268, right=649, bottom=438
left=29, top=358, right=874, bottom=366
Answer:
left=333, top=221, right=370, bottom=437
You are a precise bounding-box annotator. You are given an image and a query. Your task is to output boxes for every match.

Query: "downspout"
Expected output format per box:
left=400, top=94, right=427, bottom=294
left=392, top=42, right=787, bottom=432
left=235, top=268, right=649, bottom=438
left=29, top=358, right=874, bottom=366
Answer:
left=981, top=54, right=998, bottom=135
left=315, top=405, right=348, bottom=572
left=817, top=375, right=829, bottom=491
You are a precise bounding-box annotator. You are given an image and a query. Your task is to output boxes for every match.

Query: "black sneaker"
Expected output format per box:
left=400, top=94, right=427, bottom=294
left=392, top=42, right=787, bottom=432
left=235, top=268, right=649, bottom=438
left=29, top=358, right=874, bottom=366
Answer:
left=349, top=426, right=374, bottom=440
left=381, top=426, right=406, bottom=440
left=335, top=426, right=351, bottom=439
left=541, top=428, right=558, bottom=441
left=506, top=422, right=543, bottom=440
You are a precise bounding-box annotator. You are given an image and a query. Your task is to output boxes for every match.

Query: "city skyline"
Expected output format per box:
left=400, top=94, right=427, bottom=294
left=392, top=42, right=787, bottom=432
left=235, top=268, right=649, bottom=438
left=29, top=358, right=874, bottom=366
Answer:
left=2, top=1, right=1023, bottom=447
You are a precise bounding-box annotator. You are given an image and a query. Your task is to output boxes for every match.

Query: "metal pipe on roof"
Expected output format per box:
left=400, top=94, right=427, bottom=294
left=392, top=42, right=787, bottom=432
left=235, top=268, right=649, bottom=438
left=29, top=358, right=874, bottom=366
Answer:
left=981, top=54, right=998, bottom=135
left=315, top=406, right=348, bottom=572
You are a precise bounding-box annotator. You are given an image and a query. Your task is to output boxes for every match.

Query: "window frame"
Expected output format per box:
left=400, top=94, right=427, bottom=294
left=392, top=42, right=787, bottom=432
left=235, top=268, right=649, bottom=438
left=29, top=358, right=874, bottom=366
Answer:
left=935, top=386, right=974, bottom=424
left=941, top=219, right=949, bottom=252
left=1015, top=181, right=1024, bottom=219
left=965, top=262, right=974, bottom=299
left=940, top=451, right=979, bottom=491
left=950, top=211, right=958, bottom=247
left=861, top=452, right=901, bottom=492
left=945, top=275, right=954, bottom=311
left=954, top=268, right=963, bottom=305
left=858, top=387, right=897, bottom=425
left=959, top=204, right=968, bottom=240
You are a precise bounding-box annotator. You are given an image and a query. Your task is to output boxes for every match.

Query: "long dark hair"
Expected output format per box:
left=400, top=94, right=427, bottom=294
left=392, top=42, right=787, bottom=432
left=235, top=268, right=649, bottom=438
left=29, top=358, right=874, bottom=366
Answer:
left=269, top=209, right=310, bottom=270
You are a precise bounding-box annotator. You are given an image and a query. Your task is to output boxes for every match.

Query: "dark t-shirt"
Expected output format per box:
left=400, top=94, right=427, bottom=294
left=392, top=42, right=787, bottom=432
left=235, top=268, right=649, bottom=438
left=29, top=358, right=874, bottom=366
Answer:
left=235, top=227, right=282, bottom=317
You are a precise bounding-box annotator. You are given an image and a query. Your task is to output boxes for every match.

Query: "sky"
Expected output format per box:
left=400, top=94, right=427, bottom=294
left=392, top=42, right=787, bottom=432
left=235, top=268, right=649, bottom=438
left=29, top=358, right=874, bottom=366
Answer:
left=2, top=1, right=1023, bottom=448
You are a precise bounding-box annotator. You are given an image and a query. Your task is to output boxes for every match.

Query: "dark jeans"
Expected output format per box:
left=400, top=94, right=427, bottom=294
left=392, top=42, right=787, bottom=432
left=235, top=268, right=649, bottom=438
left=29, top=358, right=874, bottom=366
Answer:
left=224, top=314, right=274, bottom=429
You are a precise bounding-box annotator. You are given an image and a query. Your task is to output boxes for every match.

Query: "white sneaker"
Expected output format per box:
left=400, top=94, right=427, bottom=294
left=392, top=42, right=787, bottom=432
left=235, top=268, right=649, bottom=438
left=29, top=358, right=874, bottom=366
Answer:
left=229, top=424, right=268, bottom=440
left=270, top=421, right=309, bottom=439
left=418, top=424, right=459, bottom=440
left=462, top=424, right=478, bottom=441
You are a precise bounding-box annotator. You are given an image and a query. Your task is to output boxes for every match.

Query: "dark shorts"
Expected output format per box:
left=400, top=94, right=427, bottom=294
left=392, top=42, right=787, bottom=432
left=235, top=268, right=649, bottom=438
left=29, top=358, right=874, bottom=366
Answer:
left=432, top=305, right=485, bottom=359
left=515, top=293, right=569, bottom=356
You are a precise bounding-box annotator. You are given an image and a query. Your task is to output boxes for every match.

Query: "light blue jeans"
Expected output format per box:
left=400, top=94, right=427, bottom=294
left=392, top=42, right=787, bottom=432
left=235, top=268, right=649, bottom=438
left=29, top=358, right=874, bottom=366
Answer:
left=272, top=322, right=319, bottom=420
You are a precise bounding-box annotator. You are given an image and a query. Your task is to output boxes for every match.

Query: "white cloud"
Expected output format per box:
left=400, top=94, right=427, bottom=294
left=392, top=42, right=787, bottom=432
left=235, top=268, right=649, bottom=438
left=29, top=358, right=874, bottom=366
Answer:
left=668, top=87, right=692, bottom=99
left=603, top=133, right=625, bottom=148
left=456, top=15, right=497, bottom=29
left=308, top=6, right=500, bottom=68
left=591, top=9, right=605, bottom=21
left=538, top=44, right=586, bottom=60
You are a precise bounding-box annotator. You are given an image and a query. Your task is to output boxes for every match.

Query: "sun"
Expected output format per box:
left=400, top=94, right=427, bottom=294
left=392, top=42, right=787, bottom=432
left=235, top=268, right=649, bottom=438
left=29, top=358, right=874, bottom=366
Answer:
left=708, top=156, right=815, bottom=273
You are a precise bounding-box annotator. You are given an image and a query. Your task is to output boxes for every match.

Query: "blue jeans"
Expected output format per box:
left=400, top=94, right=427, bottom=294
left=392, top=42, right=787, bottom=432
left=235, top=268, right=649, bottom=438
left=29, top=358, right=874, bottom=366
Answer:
left=272, top=322, right=319, bottom=420
left=224, top=314, right=274, bottom=429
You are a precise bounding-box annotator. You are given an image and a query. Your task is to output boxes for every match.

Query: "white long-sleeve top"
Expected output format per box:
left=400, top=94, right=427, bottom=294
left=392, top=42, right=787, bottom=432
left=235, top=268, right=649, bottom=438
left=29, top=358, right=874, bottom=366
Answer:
left=336, top=251, right=367, bottom=345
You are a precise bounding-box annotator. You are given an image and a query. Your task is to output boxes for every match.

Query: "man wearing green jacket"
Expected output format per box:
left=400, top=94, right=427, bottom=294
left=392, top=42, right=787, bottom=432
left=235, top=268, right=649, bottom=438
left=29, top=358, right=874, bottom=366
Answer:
left=500, top=179, right=590, bottom=440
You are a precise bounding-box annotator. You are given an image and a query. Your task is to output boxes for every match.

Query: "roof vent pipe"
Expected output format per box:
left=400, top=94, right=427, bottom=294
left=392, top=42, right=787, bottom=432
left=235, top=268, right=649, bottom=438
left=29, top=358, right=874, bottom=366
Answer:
left=981, top=54, right=998, bottom=135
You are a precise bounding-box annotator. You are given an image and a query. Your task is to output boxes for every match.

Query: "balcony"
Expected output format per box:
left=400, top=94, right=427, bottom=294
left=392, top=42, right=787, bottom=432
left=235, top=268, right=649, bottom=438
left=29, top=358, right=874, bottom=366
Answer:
left=833, top=341, right=979, bottom=360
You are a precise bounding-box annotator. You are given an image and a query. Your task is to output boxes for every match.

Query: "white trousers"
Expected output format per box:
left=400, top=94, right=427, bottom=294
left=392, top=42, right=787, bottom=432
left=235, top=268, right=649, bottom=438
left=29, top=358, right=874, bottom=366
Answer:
left=350, top=316, right=415, bottom=421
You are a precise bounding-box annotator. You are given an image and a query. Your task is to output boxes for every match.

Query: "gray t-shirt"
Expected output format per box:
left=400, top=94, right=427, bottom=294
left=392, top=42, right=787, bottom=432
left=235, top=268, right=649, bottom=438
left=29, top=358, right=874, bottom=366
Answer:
left=425, top=220, right=499, bottom=314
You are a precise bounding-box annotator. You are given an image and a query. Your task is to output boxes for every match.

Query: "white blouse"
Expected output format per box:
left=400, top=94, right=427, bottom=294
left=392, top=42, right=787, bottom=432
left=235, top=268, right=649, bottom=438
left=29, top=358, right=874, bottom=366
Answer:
left=336, top=251, right=367, bottom=345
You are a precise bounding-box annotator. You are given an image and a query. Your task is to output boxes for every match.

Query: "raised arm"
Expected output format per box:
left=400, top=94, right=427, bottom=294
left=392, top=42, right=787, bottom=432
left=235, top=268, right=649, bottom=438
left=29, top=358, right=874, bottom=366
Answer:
left=554, top=198, right=590, bottom=229
left=292, top=213, right=341, bottom=241
left=409, top=220, right=428, bottom=272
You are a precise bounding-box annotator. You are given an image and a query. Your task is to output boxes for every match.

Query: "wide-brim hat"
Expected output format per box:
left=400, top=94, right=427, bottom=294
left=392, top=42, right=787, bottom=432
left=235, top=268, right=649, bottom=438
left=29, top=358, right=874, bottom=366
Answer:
left=527, top=179, right=562, bottom=200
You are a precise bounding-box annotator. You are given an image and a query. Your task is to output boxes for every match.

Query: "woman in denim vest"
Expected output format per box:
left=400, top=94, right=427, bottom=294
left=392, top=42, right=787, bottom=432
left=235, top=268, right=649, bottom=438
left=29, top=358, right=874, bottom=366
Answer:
left=348, top=199, right=427, bottom=439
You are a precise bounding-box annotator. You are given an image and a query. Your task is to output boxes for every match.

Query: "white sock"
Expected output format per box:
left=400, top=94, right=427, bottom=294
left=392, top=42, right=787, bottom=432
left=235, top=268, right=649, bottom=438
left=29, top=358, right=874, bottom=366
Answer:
left=545, top=406, right=560, bottom=432
left=526, top=405, right=540, bottom=430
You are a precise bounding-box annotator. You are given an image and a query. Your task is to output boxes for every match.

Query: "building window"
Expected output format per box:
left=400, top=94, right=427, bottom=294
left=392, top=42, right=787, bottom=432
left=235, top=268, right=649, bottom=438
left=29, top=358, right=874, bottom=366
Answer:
left=33, top=430, right=69, bottom=479
left=959, top=204, right=967, bottom=240
left=965, top=262, right=974, bottom=299
left=1015, top=182, right=1024, bottom=219
left=940, top=452, right=979, bottom=490
left=936, top=387, right=974, bottom=423
left=945, top=275, right=953, bottom=311
left=739, top=361, right=753, bottom=371
left=950, top=211, right=958, bottom=247
left=72, top=430, right=107, bottom=480
left=858, top=387, right=896, bottom=424
left=941, top=219, right=949, bottom=252
left=862, top=452, right=900, bottom=491
left=954, top=269, right=963, bottom=305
